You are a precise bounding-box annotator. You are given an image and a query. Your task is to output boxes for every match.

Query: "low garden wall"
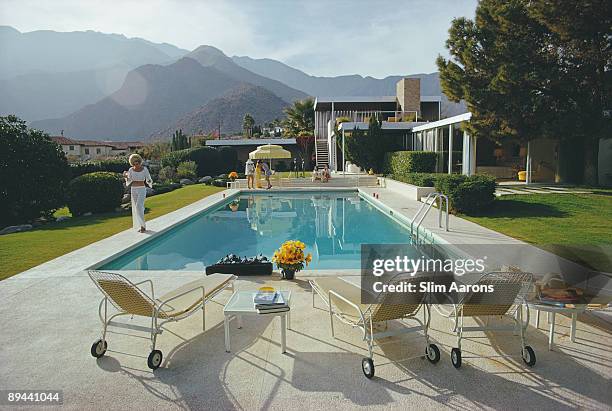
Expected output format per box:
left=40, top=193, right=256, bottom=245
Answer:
left=379, top=177, right=436, bottom=201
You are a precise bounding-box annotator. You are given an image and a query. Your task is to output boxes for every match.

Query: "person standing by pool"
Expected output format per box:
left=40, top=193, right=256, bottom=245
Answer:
left=261, top=161, right=272, bottom=189
left=245, top=157, right=255, bottom=189
left=123, top=154, right=152, bottom=233
left=255, top=160, right=262, bottom=188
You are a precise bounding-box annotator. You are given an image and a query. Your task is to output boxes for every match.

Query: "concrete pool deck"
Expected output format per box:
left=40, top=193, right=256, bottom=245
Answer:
left=0, top=186, right=610, bottom=410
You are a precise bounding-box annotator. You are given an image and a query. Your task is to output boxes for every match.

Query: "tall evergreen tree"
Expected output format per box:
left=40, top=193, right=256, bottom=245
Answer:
left=171, top=129, right=189, bottom=151
left=243, top=114, right=255, bottom=138
left=436, top=0, right=557, bottom=143
left=437, top=0, right=611, bottom=184
left=529, top=0, right=611, bottom=184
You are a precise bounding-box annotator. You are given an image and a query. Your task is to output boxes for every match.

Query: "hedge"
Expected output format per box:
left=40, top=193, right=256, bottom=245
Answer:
left=152, top=182, right=181, bottom=195
left=70, top=158, right=130, bottom=178
left=66, top=172, right=125, bottom=216
left=161, top=146, right=238, bottom=177
left=390, top=172, right=437, bottom=187
left=434, top=174, right=496, bottom=214
left=384, top=151, right=437, bottom=175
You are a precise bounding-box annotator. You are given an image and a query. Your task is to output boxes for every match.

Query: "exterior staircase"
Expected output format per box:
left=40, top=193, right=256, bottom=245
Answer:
left=315, top=138, right=329, bottom=170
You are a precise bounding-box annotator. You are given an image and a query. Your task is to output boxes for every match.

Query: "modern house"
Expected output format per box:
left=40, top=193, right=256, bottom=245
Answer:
left=51, top=136, right=144, bottom=162
left=314, top=78, right=441, bottom=171
left=315, top=77, right=612, bottom=184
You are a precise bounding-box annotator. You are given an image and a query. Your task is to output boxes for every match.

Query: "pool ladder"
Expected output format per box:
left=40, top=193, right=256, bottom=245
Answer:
left=410, top=192, right=449, bottom=243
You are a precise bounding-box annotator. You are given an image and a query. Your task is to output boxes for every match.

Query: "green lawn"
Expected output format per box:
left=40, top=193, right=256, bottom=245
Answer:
left=462, top=192, right=612, bottom=272
left=0, top=185, right=223, bottom=280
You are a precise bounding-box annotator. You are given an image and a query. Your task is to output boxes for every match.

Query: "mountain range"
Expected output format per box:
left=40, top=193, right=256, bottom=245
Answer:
left=1, top=27, right=466, bottom=141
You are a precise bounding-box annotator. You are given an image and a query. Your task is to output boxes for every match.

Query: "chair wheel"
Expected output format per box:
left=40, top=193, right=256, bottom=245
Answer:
left=147, top=350, right=163, bottom=370
left=522, top=345, right=536, bottom=366
left=361, top=357, right=375, bottom=379
left=425, top=343, right=440, bottom=364
left=90, top=339, right=107, bottom=358
left=451, top=348, right=462, bottom=369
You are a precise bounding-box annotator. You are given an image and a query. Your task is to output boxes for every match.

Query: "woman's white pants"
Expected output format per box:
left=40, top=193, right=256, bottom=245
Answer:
left=131, top=186, right=147, bottom=230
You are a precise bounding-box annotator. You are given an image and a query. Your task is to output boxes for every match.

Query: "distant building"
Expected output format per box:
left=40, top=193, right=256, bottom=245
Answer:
left=51, top=136, right=144, bottom=162
left=261, top=126, right=284, bottom=137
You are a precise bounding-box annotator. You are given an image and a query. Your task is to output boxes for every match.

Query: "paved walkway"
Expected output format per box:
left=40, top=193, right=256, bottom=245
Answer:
left=0, top=186, right=610, bottom=410
left=495, top=185, right=593, bottom=197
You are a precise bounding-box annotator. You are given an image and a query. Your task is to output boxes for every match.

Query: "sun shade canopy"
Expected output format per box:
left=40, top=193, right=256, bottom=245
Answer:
left=249, top=144, right=291, bottom=159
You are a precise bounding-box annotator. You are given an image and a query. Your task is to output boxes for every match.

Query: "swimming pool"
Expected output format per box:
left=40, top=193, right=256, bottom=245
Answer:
left=100, top=191, right=413, bottom=270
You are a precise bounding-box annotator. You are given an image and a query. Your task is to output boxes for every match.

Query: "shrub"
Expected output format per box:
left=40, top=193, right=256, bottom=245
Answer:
left=0, top=115, right=70, bottom=225
left=384, top=151, right=438, bottom=175
left=275, top=160, right=287, bottom=172
left=161, top=148, right=191, bottom=169
left=434, top=174, right=496, bottom=214
left=162, top=146, right=228, bottom=177
left=70, top=162, right=102, bottom=178
left=66, top=172, right=124, bottom=216
left=212, top=178, right=229, bottom=187
left=176, top=161, right=197, bottom=180
left=70, top=158, right=130, bottom=178
left=344, top=117, right=401, bottom=172
left=158, top=166, right=177, bottom=183
left=152, top=183, right=177, bottom=195
left=217, top=146, right=238, bottom=173
left=391, top=172, right=437, bottom=187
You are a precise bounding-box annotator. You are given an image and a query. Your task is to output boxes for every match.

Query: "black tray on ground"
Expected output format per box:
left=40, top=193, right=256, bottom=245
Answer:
left=205, top=262, right=273, bottom=276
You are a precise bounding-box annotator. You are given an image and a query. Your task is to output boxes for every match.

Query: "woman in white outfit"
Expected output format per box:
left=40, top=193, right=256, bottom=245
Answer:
left=123, top=154, right=152, bottom=233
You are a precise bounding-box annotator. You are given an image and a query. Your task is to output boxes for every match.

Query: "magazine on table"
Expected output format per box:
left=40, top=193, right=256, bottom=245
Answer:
left=254, top=290, right=286, bottom=307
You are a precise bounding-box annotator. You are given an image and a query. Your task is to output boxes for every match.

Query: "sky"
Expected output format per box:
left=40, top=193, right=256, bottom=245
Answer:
left=0, top=0, right=478, bottom=78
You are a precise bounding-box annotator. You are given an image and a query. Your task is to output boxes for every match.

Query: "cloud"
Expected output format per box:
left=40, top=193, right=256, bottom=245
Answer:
left=0, top=0, right=476, bottom=77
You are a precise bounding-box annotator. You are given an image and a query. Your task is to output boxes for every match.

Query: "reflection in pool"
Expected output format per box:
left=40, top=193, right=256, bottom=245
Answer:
left=100, top=191, right=412, bottom=270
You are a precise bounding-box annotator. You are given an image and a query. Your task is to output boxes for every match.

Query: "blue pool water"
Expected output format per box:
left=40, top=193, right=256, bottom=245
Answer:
left=100, top=191, right=412, bottom=270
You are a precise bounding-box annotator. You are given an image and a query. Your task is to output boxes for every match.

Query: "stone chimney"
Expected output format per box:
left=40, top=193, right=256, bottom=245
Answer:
left=396, top=78, right=420, bottom=119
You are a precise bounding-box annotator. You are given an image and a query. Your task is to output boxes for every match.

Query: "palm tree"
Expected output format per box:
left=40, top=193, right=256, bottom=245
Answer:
left=243, top=113, right=255, bottom=138
left=283, top=98, right=314, bottom=136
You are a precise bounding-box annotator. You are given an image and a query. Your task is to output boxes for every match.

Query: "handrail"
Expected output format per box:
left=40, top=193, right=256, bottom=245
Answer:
left=410, top=192, right=449, bottom=243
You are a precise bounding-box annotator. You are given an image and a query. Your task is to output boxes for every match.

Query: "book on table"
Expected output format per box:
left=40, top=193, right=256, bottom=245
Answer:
left=256, top=306, right=290, bottom=314
left=253, top=290, right=289, bottom=314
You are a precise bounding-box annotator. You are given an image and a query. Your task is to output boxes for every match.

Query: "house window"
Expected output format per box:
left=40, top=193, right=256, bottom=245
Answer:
left=85, top=148, right=90, bottom=155
left=69, top=145, right=74, bottom=151
left=96, top=148, right=101, bottom=154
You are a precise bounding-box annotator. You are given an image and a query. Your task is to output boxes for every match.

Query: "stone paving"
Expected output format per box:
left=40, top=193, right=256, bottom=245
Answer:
left=0, top=185, right=610, bottom=410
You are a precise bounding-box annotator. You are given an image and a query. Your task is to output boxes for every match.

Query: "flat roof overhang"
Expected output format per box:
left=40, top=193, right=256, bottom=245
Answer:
left=411, top=112, right=472, bottom=132
left=337, top=121, right=427, bottom=131
left=314, top=95, right=442, bottom=111
left=205, top=138, right=297, bottom=146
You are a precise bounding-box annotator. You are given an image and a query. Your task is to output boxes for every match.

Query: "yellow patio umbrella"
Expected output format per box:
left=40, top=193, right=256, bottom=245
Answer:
left=249, top=144, right=292, bottom=176
left=248, top=144, right=291, bottom=160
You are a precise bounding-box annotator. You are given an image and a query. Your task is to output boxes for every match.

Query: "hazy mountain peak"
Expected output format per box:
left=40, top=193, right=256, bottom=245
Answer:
left=187, top=45, right=231, bottom=66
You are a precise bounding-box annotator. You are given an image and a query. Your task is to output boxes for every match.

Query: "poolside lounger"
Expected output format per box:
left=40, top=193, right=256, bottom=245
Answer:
left=309, top=275, right=439, bottom=379
left=446, top=271, right=535, bottom=368
left=88, top=270, right=235, bottom=370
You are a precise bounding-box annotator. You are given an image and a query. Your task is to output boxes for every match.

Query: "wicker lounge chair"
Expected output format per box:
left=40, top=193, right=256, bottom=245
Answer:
left=88, top=270, right=235, bottom=369
left=446, top=271, right=535, bottom=368
left=309, top=274, right=439, bottom=379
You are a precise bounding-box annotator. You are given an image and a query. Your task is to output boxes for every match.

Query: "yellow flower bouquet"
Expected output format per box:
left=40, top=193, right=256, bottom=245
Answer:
left=272, top=240, right=312, bottom=279
left=228, top=171, right=239, bottom=181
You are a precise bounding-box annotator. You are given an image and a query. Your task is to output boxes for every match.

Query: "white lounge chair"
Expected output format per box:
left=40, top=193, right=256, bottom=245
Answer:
left=446, top=271, right=535, bottom=368
left=88, top=270, right=235, bottom=369
left=309, top=274, right=439, bottom=379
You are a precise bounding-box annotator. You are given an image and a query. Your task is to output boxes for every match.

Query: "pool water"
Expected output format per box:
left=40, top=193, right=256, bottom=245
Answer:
left=100, top=191, right=412, bottom=270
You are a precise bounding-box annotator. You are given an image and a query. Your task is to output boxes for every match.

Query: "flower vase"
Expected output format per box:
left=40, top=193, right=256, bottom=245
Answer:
left=282, top=269, right=296, bottom=280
